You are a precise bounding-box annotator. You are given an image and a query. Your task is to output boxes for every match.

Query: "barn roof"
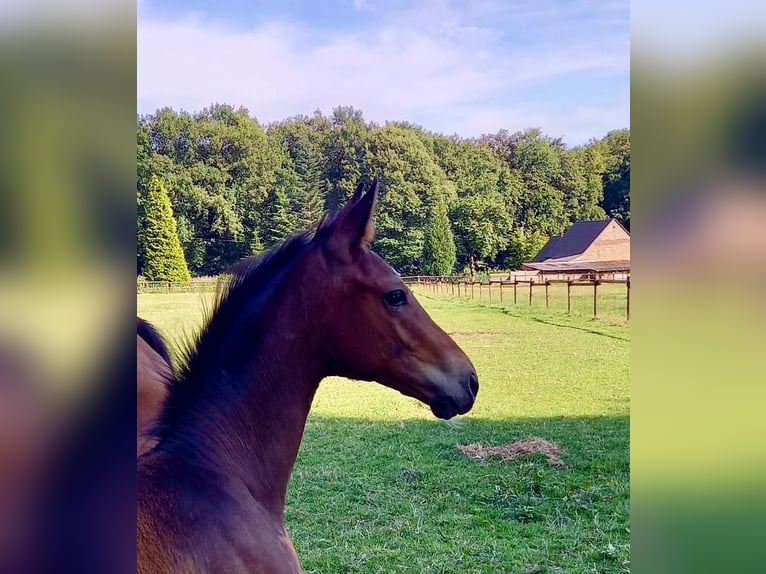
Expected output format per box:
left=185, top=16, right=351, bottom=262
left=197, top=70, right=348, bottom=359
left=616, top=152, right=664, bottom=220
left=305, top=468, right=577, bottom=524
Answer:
left=522, top=260, right=630, bottom=273
left=532, top=219, right=616, bottom=262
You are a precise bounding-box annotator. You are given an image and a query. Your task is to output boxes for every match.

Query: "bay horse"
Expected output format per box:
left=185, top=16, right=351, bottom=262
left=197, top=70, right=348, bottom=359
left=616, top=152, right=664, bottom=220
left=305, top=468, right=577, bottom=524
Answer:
left=137, top=179, right=479, bottom=573
left=137, top=318, right=172, bottom=456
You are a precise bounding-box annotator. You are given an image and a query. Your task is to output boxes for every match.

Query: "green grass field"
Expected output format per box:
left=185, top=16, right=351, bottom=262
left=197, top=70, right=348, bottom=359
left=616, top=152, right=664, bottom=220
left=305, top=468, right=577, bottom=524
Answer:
left=138, top=290, right=630, bottom=573
left=411, top=281, right=629, bottom=325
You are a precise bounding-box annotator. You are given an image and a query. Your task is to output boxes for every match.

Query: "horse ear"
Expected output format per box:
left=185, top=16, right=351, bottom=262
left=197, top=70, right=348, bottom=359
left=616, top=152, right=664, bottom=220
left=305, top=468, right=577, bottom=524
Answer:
left=327, top=178, right=379, bottom=257
left=349, top=180, right=365, bottom=204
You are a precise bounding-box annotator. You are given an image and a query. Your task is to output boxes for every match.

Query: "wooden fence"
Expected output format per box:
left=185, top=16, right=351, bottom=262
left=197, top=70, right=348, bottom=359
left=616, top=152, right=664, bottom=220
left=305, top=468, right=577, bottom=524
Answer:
left=403, top=276, right=630, bottom=320
left=138, top=276, right=630, bottom=320
left=137, top=280, right=218, bottom=294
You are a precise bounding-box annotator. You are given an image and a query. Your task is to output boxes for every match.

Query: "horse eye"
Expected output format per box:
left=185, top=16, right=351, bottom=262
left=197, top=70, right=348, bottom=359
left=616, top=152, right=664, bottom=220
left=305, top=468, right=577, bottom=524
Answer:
left=384, top=289, right=408, bottom=307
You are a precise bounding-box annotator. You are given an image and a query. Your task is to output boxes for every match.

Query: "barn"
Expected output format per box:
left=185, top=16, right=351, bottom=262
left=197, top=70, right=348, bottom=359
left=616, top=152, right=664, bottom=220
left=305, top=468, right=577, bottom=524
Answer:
left=521, top=219, right=630, bottom=280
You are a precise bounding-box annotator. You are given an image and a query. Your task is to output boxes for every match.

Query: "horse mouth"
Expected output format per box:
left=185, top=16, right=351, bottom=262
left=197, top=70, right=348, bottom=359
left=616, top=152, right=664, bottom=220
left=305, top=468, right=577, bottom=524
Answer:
left=430, top=396, right=474, bottom=419
left=430, top=373, right=479, bottom=420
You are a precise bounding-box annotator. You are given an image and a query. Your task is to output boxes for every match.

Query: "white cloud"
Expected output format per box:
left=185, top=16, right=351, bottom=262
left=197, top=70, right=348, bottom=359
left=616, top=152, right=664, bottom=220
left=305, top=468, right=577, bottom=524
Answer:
left=138, top=3, right=628, bottom=143
left=444, top=93, right=629, bottom=146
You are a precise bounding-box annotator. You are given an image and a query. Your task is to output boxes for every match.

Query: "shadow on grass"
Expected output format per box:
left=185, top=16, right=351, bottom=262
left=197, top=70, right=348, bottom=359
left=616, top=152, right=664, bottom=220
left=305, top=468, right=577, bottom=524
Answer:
left=498, top=307, right=630, bottom=341
left=288, top=414, right=630, bottom=574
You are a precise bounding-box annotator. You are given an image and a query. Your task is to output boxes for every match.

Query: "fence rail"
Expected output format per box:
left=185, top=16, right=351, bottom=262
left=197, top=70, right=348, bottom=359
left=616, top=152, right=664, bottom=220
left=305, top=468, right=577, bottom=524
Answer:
left=403, top=275, right=630, bottom=320
left=137, top=280, right=219, bottom=294
left=138, top=275, right=630, bottom=320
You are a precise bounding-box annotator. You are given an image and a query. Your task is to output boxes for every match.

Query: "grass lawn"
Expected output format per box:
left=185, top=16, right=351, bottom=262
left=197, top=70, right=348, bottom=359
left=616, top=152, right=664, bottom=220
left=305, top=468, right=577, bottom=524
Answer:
left=411, top=281, right=629, bottom=326
left=138, top=289, right=630, bottom=573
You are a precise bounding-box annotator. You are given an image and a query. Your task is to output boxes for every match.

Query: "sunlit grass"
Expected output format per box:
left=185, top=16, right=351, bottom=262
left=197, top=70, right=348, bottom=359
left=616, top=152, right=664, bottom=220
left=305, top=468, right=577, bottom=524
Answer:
left=138, top=291, right=630, bottom=573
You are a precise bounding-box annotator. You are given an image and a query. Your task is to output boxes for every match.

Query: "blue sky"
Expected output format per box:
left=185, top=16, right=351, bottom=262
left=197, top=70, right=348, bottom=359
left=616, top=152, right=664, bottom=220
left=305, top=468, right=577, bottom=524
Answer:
left=138, top=0, right=629, bottom=146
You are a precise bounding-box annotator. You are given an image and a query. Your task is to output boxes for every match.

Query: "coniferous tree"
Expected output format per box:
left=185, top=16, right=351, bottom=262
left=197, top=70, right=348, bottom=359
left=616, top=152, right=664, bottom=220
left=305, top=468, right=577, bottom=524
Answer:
left=300, top=152, right=326, bottom=228
left=262, top=188, right=296, bottom=247
left=249, top=227, right=264, bottom=255
left=422, top=199, right=456, bottom=275
left=140, top=175, right=191, bottom=281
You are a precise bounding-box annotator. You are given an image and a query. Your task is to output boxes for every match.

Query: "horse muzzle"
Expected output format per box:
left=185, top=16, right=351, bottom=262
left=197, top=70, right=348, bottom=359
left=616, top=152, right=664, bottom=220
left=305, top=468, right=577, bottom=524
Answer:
left=429, top=371, right=479, bottom=419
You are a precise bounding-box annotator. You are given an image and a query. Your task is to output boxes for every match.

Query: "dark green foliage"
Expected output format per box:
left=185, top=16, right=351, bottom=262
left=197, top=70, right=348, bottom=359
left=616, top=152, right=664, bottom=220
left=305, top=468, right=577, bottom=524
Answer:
left=267, top=112, right=329, bottom=229
left=600, top=129, right=631, bottom=229
left=262, top=187, right=297, bottom=247
left=422, top=199, right=456, bottom=275
left=502, top=227, right=550, bottom=270
left=139, top=104, right=289, bottom=275
left=322, top=107, right=370, bottom=212
left=138, top=106, right=629, bottom=275
left=427, top=135, right=514, bottom=276
left=365, top=125, right=452, bottom=274
left=140, top=175, right=191, bottom=281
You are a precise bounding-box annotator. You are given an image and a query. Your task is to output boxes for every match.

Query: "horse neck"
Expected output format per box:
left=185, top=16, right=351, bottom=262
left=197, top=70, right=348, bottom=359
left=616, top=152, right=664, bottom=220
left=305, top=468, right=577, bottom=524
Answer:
left=167, top=289, right=325, bottom=518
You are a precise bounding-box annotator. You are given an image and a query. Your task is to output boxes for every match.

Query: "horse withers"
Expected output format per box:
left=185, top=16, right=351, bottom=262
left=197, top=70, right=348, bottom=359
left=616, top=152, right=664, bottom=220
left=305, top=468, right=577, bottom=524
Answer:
left=137, top=179, right=478, bottom=573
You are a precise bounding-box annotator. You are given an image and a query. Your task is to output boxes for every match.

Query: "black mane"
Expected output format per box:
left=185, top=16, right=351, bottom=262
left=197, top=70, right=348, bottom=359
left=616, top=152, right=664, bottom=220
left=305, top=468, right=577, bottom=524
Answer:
left=149, top=213, right=339, bottom=446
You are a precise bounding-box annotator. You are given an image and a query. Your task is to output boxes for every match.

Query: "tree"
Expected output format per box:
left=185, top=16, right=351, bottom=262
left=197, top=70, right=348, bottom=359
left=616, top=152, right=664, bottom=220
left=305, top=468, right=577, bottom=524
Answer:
left=428, top=136, right=514, bottom=276
left=140, top=175, right=191, bottom=281
left=558, top=146, right=606, bottom=222
left=261, top=187, right=297, bottom=247
left=451, top=192, right=511, bottom=277
left=140, top=105, right=283, bottom=274
left=503, top=227, right=549, bottom=270
left=322, top=106, right=370, bottom=212
left=364, top=125, right=453, bottom=274
left=422, top=199, right=456, bottom=275
left=137, top=122, right=152, bottom=272
left=137, top=106, right=628, bottom=276
left=599, top=129, right=630, bottom=228
left=267, top=113, right=330, bottom=230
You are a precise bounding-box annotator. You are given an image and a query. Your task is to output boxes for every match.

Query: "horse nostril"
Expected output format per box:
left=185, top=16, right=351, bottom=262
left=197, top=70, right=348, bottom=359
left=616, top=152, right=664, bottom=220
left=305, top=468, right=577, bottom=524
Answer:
left=468, top=372, right=479, bottom=397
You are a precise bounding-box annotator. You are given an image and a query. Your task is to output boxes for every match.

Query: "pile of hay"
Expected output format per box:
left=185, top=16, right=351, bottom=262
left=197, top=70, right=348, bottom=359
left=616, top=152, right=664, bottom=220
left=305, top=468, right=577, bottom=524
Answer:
left=457, top=437, right=566, bottom=467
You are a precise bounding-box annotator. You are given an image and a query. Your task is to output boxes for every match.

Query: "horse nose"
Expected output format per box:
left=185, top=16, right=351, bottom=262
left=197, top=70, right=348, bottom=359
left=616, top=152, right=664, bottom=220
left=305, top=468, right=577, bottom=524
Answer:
left=468, top=372, right=479, bottom=398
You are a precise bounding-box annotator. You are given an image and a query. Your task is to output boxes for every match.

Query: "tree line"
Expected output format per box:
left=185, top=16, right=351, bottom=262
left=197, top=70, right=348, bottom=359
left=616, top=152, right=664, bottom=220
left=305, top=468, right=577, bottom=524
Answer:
left=137, top=104, right=629, bottom=280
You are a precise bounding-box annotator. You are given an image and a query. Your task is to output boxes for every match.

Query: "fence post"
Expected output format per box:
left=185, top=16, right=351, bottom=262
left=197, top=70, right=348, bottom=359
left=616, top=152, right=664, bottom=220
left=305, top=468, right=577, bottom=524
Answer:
left=528, top=280, right=533, bottom=305
left=626, top=278, right=630, bottom=321
left=593, top=280, right=599, bottom=317
left=167, top=281, right=171, bottom=293
left=451, top=282, right=455, bottom=297
left=567, top=280, right=572, bottom=314
left=545, top=281, right=550, bottom=309
left=513, top=280, right=518, bottom=304
left=478, top=282, right=482, bottom=300
left=488, top=282, right=492, bottom=302
left=499, top=282, right=504, bottom=303
left=471, top=282, right=474, bottom=299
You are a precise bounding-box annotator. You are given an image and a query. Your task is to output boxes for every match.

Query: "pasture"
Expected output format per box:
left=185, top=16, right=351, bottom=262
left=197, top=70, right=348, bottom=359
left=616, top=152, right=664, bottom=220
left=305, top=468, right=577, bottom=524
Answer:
left=138, top=289, right=629, bottom=573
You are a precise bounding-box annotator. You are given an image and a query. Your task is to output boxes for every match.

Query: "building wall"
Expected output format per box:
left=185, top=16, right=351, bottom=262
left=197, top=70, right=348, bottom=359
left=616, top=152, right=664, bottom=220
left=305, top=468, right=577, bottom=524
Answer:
left=580, top=221, right=630, bottom=262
